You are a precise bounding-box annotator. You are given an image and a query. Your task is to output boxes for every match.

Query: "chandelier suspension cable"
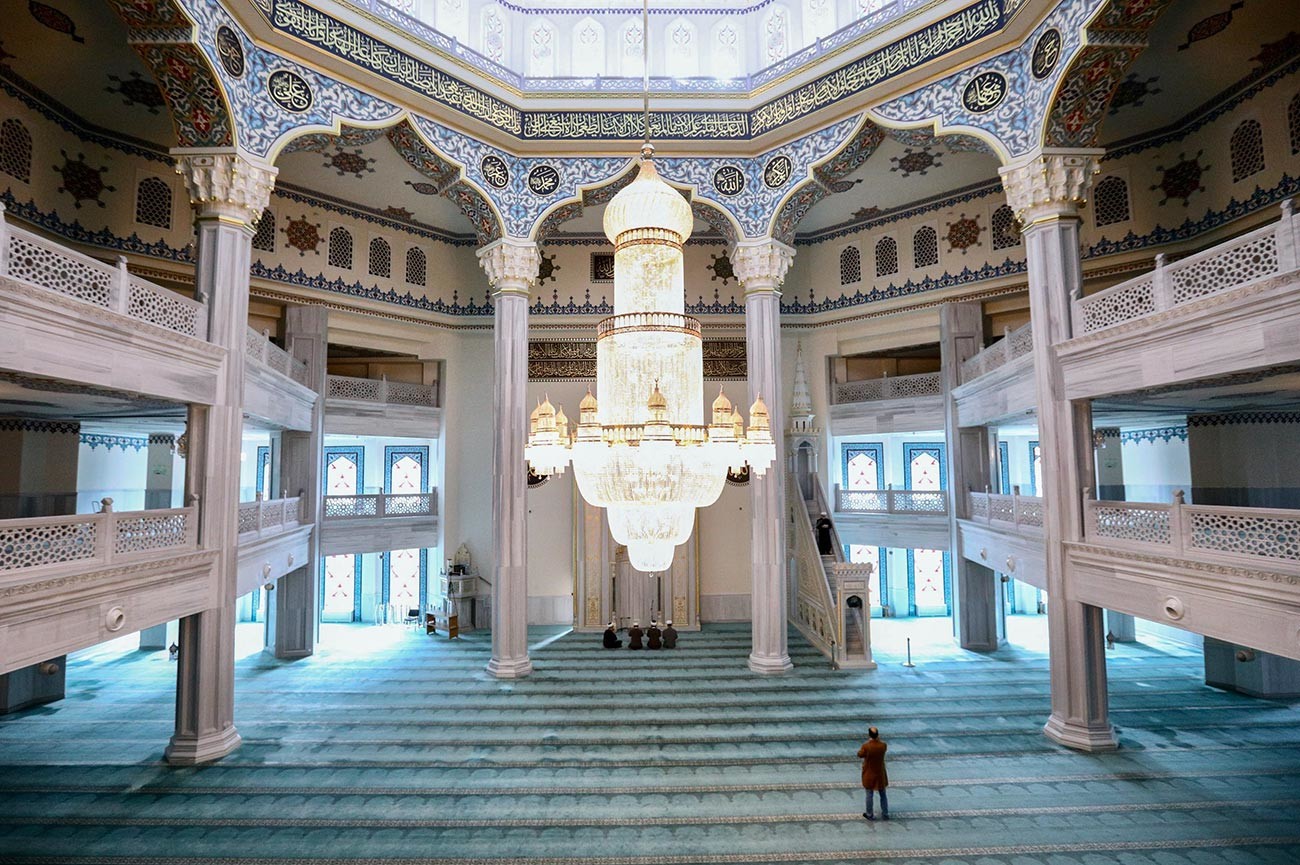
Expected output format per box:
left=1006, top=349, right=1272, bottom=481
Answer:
left=641, top=0, right=650, bottom=144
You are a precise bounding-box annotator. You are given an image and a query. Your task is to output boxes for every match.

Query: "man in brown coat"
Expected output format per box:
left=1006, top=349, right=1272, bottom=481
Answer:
left=857, top=726, right=889, bottom=820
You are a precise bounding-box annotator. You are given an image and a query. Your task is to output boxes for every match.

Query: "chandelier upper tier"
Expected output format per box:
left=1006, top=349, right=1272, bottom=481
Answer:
left=525, top=145, right=774, bottom=571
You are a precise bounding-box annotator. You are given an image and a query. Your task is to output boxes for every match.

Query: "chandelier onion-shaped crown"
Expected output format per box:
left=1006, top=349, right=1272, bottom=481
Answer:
left=603, top=147, right=694, bottom=247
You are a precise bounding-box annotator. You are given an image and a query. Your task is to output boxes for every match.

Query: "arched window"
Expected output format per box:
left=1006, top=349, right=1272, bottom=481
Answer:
left=905, top=443, right=944, bottom=490
left=843, top=443, right=883, bottom=490
left=839, top=246, right=861, bottom=285
left=252, top=208, right=275, bottom=252
left=620, top=20, right=644, bottom=77
left=406, top=247, right=427, bottom=286
left=875, top=237, right=898, bottom=277
left=1093, top=175, right=1131, bottom=227
left=383, top=549, right=426, bottom=611
left=527, top=20, right=556, bottom=77
left=913, top=226, right=938, bottom=268
left=0, top=118, right=32, bottom=183
left=1230, top=119, right=1265, bottom=182
left=711, top=23, right=741, bottom=79
left=666, top=18, right=698, bottom=78
left=572, top=18, right=605, bottom=77
left=803, top=0, right=835, bottom=42
left=1290, top=93, right=1300, bottom=155
left=134, top=177, right=172, bottom=229
left=479, top=3, right=507, bottom=63
left=328, top=227, right=353, bottom=269
left=762, top=6, right=789, bottom=65
left=991, top=204, right=1020, bottom=250
left=907, top=548, right=949, bottom=615
left=435, top=0, right=468, bottom=44
left=369, top=237, right=391, bottom=278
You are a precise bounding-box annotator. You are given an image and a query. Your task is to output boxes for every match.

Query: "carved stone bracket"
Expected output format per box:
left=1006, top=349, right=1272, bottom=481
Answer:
left=998, top=148, right=1104, bottom=225
left=730, top=238, right=795, bottom=296
left=174, top=151, right=277, bottom=227
left=478, top=238, right=541, bottom=298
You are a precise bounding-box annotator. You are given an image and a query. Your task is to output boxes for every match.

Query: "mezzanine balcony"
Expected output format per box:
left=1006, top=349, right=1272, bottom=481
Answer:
left=957, top=490, right=1047, bottom=589
left=319, top=492, right=438, bottom=556
left=235, top=496, right=312, bottom=596
left=951, top=321, right=1036, bottom=427
left=0, top=504, right=215, bottom=675
left=0, top=207, right=222, bottom=405
left=323, top=374, right=440, bottom=439
left=828, top=370, right=944, bottom=436
left=831, top=485, right=950, bottom=550
left=243, top=328, right=317, bottom=431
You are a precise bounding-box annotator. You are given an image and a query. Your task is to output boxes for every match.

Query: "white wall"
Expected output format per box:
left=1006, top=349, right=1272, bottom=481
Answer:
left=76, top=437, right=149, bottom=513
left=1120, top=427, right=1191, bottom=503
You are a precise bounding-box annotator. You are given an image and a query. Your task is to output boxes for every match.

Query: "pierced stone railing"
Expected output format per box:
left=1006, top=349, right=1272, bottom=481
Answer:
left=832, top=370, right=942, bottom=405
left=967, top=490, right=1044, bottom=533
left=1083, top=491, right=1300, bottom=577
left=788, top=475, right=839, bottom=662
left=1073, top=199, right=1300, bottom=336
left=236, top=496, right=305, bottom=539
left=0, top=204, right=207, bottom=339
left=958, top=321, right=1034, bottom=384
left=326, top=374, right=439, bottom=408
left=323, top=492, right=437, bottom=519
left=0, top=505, right=198, bottom=576
left=246, top=327, right=312, bottom=388
left=834, top=486, right=948, bottom=515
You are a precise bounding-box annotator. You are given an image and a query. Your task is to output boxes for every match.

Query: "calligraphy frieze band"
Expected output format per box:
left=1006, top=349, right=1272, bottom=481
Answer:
left=254, top=0, right=1008, bottom=142
left=530, top=340, right=747, bottom=380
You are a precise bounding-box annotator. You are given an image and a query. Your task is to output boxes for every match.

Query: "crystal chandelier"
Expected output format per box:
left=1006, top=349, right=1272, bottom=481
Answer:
left=525, top=147, right=774, bottom=571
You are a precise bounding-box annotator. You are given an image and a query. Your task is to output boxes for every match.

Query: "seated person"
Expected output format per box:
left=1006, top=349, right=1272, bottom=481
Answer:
left=602, top=623, right=622, bottom=649
left=662, top=620, right=678, bottom=648
left=627, top=622, right=644, bottom=650
left=647, top=621, right=662, bottom=650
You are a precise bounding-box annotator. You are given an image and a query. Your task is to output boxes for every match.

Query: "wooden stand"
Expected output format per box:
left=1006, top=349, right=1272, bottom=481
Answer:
left=426, top=612, right=459, bottom=639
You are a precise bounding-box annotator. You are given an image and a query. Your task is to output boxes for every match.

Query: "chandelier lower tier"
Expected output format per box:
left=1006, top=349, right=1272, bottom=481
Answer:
left=525, top=146, right=774, bottom=572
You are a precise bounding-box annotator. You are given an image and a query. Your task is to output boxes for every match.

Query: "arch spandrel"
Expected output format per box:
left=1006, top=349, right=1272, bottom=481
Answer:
left=769, top=116, right=888, bottom=244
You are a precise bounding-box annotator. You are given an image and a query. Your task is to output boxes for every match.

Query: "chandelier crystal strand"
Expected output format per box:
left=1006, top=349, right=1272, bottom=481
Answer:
left=523, top=2, right=774, bottom=571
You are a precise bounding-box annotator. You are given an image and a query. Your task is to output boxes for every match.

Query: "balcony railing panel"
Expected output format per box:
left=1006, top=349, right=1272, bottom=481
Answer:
left=1072, top=201, right=1299, bottom=337
left=966, top=491, right=1045, bottom=533
left=958, top=321, right=1034, bottom=385
left=245, top=327, right=311, bottom=388
left=1, top=205, right=207, bottom=338
left=326, top=374, right=438, bottom=407
left=835, top=486, right=947, bottom=515
left=0, top=506, right=198, bottom=576
left=832, top=371, right=941, bottom=405
left=236, top=497, right=305, bottom=538
left=1083, top=492, right=1300, bottom=577
left=323, top=492, right=437, bottom=519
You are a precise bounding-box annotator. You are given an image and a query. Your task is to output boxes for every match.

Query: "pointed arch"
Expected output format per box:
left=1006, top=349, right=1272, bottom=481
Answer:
left=991, top=204, right=1020, bottom=249
left=620, top=19, right=645, bottom=78
left=479, top=3, right=508, bottom=64
left=840, top=247, right=861, bottom=285
left=761, top=5, right=791, bottom=66
left=134, top=176, right=174, bottom=229
left=665, top=18, right=698, bottom=78
left=405, top=247, right=427, bottom=286
left=328, top=227, right=354, bottom=269
left=710, top=22, right=742, bottom=79
left=573, top=18, right=606, bottom=77
left=252, top=208, right=276, bottom=252
left=527, top=19, right=557, bottom=77
left=369, top=237, right=392, bottom=277
left=874, top=237, right=898, bottom=276
left=1093, top=175, right=1130, bottom=227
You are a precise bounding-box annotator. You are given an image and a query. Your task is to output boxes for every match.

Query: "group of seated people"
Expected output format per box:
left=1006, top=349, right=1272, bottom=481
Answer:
left=603, top=620, right=678, bottom=650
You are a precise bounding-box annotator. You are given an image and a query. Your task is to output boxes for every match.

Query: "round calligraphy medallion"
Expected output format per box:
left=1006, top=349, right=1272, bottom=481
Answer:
left=962, top=71, right=1007, bottom=114
left=267, top=69, right=312, bottom=113
left=762, top=155, right=793, bottom=190
left=216, top=26, right=245, bottom=78
left=712, top=164, right=746, bottom=197
left=527, top=164, right=560, bottom=196
left=480, top=154, right=510, bottom=189
left=1031, top=28, right=1062, bottom=80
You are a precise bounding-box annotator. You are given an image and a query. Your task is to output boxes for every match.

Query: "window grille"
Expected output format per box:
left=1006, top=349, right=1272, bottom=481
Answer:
left=875, top=237, right=898, bottom=277
left=913, top=226, right=938, bottom=268
left=1230, top=119, right=1265, bottom=182
left=369, top=237, right=391, bottom=278
left=1093, top=176, right=1131, bottom=227
left=839, top=246, right=861, bottom=285
left=991, top=204, right=1020, bottom=250
left=252, top=209, right=276, bottom=251
left=406, top=247, right=427, bottom=286
left=0, top=118, right=32, bottom=183
left=134, top=177, right=172, bottom=229
left=328, top=227, right=353, bottom=269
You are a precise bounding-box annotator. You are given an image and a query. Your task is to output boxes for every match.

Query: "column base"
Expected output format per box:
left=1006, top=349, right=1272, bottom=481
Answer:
left=486, top=656, right=534, bottom=679
left=1043, top=714, right=1118, bottom=752
left=165, top=725, right=241, bottom=765
left=748, top=652, right=793, bottom=675
left=266, top=647, right=313, bottom=661
left=958, top=636, right=1005, bottom=653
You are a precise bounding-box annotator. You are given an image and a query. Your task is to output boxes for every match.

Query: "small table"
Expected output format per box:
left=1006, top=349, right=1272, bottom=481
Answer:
left=427, top=612, right=459, bottom=639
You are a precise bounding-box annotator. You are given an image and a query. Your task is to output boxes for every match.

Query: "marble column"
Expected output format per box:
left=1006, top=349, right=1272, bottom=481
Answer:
left=732, top=239, right=794, bottom=674
left=1000, top=149, right=1116, bottom=751
left=266, top=305, right=327, bottom=659
left=941, top=302, right=1004, bottom=652
left=140, top=431, right=176, bottom=652
left=477, top=238, right=540, bottom=678
left=167, top=152, right=276, bottom=764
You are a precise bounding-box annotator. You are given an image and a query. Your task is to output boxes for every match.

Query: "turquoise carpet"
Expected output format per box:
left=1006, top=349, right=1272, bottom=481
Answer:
left=1, top=621, right=1299, bottom=864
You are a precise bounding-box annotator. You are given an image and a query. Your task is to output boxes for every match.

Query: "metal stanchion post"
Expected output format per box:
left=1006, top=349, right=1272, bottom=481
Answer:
left=902, top=637, right=915, bottom=668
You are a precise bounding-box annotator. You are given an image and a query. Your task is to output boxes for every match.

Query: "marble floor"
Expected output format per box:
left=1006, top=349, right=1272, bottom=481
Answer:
left=1, top=618, right=1298, bottom=864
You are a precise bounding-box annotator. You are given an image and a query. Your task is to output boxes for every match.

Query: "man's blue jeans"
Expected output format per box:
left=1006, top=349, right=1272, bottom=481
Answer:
left=865, top=788, right=888, bottom=818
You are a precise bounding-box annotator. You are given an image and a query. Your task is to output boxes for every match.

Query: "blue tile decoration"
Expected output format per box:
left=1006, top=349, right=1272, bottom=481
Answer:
left=906, top=548, right=953, bottom=616
left=903, top=442, right=947, bottom=491
left=78, top=432, right=147, bottom=452
left=1120, top=425, right=1188, bottom=445
left=255, top=445, right=271, bottom=497
left=384, top=445, right=429, bottom=495
left=380, top=548, right=428, bottom=609
left=998, top=440, right=1010, bottom=494
left=1028, top=440, right=1040, bottom=496
left=841, top=442, right=884, bottom=489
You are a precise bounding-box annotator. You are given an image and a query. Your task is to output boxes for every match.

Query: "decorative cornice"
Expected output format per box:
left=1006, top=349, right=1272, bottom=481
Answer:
left=998, top=149, right=1103, bottom=224
left=273, top=183, right=477, bottom=247
left=148, top=434, right=177, bottom=445
left=175, top=152, right=278, bottom=226
left=478, top=239, right=540, bottom=297
left=1118, top=425, right=1187, bottom=445
left=0, top=551, right=217, bottom=601
left=1067, top=542, right=1300, bottom=589
left=794, top=179, right=1004, bottom=246
left=79, top=433, right=149, bottom=452
left=731, top=239, right=795, bottom=295
left=0, top=419, right=80, bottom=435
left=1188, top=412, right=1300, bottom=428
left=529, top=339, right=747, bottom=380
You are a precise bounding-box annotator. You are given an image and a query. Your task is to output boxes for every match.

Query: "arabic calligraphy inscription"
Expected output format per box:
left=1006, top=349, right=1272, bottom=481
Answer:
left=763, top=155, right=793, bottom=190
left=267, top=69, right=312, bottom=113
left=480, top=154, right=510, bottom=189
left=1031, top=29, right=1062, bottom=80
left=713, top=165, right=745, bottom=197
left=961, top=71, right=1007, bottom=114
left=216, top=26, right=244, bottom=78
left=527, top=164, right=560, bottom=196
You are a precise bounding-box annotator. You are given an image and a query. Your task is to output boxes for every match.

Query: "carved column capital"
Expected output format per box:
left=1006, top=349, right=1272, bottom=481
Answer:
left=174, top=150, right=277, bottom=227
left=477, top=238, right=540, bottom=298
left=730, top=238, right=795, bottom=296
left=998, top=148, right=1104, bottom=225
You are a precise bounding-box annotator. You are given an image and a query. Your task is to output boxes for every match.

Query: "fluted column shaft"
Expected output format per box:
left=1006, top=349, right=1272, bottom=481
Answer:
left=479, top=239, right=540, bottom=679
left=1001, top=149, right=1116, bottom=751
left=733, top=239, right=794, bottom=674
left=167, top=152, right=276, bottom=764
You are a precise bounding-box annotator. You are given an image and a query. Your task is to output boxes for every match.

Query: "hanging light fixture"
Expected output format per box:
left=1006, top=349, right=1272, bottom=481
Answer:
left=524, top=1, right=774, bottom=571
